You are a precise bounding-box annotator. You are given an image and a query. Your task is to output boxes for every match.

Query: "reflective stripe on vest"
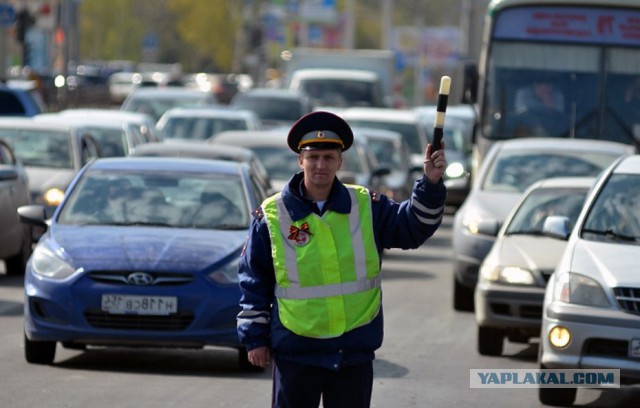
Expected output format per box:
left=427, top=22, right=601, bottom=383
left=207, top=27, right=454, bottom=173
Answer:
left=262, top=185, right=381, bottom=338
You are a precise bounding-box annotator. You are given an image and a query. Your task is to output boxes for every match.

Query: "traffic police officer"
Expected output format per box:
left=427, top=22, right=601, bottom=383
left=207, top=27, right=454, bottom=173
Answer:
left=237, top=111, right=448, bottom=408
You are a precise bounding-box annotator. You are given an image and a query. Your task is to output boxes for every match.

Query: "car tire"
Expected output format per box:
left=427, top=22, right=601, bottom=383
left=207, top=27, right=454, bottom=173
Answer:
left=24, top=332, right=56, bottom=365
left=4, top=226, right=33, bottom=276
left=538, top=382, right=576, bottom=406
left=453, top=277, right=474, bottom=312
left=477, top=326, right=504, bottom=356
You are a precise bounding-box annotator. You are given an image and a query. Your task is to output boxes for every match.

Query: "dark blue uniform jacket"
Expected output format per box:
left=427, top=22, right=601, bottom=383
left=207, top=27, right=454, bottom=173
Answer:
left=237, top=172, right=446, bottom=370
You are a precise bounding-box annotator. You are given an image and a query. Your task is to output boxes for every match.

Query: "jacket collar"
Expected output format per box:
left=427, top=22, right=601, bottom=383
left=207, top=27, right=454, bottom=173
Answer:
left=281, top=172, right=352, bottom=221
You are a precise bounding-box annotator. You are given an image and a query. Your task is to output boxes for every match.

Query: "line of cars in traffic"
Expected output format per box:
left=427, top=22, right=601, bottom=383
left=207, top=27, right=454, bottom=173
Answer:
left=0, top=100, right=440, bottom=371
left=446, top=134, right=640, bottom=405
left=5, top=87, right=640, bottom=402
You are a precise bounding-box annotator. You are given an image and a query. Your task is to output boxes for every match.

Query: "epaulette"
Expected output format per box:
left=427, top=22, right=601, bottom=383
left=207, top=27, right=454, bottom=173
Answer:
left=370, top=191, right=381, bottom=202
left=252, top=207, right=264, bottom=219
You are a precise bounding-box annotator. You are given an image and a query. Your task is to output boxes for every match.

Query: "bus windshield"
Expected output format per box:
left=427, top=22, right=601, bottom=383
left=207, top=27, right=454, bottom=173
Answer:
left=477, top=2, right=640, bottom=160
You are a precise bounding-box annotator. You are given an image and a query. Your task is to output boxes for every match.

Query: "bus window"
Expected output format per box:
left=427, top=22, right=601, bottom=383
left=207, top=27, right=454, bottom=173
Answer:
left=473, top=0, right=640, bottom=175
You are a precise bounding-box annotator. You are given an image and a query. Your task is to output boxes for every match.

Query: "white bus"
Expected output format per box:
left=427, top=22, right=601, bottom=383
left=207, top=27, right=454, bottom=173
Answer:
left=465, top=0, right=640, bottom=172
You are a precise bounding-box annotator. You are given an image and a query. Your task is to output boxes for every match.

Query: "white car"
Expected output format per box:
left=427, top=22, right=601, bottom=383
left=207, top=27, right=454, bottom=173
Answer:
left=538, top=154, right=640, bottom=406
left=474, top=176, right=595, bottom=356
left=341, top=107, right=429, bottom=174
left=452, top=138, right=634, bottom=311
left=156, top=106, right=262, bottom=141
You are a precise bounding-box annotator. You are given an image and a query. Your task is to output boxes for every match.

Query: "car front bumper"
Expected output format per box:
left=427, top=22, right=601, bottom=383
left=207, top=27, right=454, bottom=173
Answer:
left=540, top=302, right=640, bottom=383
left=475, top=280, right=544, bottom=336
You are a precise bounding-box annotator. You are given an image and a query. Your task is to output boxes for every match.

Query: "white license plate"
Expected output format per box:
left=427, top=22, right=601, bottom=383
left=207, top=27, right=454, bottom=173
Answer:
left=101, top=294, right=178, bottom=315
left=630, top=339, right=640, bottom=358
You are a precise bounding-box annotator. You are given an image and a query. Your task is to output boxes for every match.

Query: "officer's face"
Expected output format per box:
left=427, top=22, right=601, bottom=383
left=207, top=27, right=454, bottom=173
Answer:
left=299, top=148, right=342, bottom=187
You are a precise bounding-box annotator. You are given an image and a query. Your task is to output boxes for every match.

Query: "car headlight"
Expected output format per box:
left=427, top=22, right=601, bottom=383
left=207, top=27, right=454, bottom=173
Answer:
left=480, top=265, right=536, bottom=285
left=209, top=257, right=240, bottom=285
left=31, top=246, right=77, bottom=279
left=445, top=162, right=465, bottom=179
left=43, top=188, right=65, bottom=207
left=553, top=272, right=611, bottom=307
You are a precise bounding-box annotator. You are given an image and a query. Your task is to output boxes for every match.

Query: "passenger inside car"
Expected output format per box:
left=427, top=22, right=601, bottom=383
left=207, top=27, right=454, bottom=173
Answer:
left=189, top=189, right=243, bottom=228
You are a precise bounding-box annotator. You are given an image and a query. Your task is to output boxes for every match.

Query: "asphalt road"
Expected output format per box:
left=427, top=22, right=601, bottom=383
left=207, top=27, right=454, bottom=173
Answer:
left=1, top=215, right=639, bottom=407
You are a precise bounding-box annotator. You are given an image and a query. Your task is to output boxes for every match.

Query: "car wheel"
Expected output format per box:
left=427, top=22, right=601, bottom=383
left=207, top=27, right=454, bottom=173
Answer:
left=477, top=326, right=504, bottom=356
left=538, top=382, right=576, bottom=406
left=4, top=226, right=33, bottom=276
left=24, top=332, right=56, bottom=365
left=453, top=277, right=474, bottom=311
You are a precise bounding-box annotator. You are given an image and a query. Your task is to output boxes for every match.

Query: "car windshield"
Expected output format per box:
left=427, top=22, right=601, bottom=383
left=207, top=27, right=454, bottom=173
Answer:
left=483, top=151, right=616, bottom=193
left=0, top=128, right=73, bottom=169
left=582, top=174, right=640, bottom=243
left=85, top=127, right=128, bottom=157
left=505, top=187, right=589, bottom=235
left=368, top=138, right=401, bottom=168
left=125, top=95, right=212, bottom=121
left=58, top=169, right=250, bottom=229
left=234, top=97, right=305, bottom=121
left=250, top=146, right=299, bottom=181
left=161, top=117, right=249, bottom=140
left=346, top=119, right=423, bottom=156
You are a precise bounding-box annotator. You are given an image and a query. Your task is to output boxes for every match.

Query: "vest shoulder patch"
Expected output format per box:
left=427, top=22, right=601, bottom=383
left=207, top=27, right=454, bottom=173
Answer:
left=252, top=207, right=264, bottom=219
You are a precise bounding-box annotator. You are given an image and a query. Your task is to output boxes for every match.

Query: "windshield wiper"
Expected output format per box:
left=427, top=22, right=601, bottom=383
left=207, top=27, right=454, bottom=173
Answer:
left=505, top=230, right=545, bottom=236
left=108, top=221, right=173, bottom=228
left=582, top=228, right=638, bottom=242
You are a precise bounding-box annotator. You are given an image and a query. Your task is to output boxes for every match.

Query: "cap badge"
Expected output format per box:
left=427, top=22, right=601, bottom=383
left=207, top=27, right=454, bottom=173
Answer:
left=317, top=131, right=325, bottom=139
left=288, top=222, right=312, bottom=246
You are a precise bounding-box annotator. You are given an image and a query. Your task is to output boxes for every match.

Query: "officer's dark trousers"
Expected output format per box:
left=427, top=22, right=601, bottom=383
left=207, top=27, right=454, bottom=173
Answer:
left=272, top=358, right=373, bottom=408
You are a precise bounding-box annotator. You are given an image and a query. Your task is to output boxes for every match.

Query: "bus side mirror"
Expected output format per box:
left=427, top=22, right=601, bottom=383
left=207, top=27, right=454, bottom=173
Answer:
left=462, top=62, right=478, bottom=104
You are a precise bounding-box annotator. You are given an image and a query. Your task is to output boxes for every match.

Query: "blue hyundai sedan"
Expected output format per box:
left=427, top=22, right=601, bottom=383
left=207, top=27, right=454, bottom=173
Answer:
left=19, top=157, right=268, bottom=369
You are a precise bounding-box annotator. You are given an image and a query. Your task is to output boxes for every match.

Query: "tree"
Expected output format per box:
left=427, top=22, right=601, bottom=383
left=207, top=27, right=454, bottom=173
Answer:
left=166, top=0, right=240, bottom=72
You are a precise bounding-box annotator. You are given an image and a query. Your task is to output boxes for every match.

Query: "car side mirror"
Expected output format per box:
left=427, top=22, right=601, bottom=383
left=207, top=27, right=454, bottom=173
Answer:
left=476, top=219, right=500, bottom=236
left=542, top=215, right=571, bottom=240
left=18, top=205, right=49, bottom=231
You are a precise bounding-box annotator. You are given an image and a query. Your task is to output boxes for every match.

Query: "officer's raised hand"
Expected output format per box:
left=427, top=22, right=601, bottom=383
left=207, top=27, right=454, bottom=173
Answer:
left=424, top=141, right=447, bottom=184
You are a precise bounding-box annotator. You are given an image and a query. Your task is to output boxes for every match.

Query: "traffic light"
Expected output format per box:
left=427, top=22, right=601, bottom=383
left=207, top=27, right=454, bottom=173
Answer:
left=15, top=9, right=35, bottom=44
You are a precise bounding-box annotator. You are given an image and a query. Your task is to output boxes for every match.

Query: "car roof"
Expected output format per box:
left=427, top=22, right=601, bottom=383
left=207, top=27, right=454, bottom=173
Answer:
left=124, top=87, right=214, bottom=98
left=527, top=176, right=597, bottom=190
left=160, top=106, right=257, bottom=119
left=131, top=141, right=256, bottom=160
left=0, top=117, right=80, bottom=132
left=236, top=88, right=305, bottom=98
left=492, top=137, right=635, bottom=155
left=89, top=156, right=246, bottom=175
left=341, top=107, right=421, bottom=123
left=611, top=154, right=640, bottom=174
left=351, top=126, right=403, bottom=142
left=59, top=108, right=155, bottom=122
left=291, top=69, right=378, bottom=80
left=211, top=129, right=289, bottom=148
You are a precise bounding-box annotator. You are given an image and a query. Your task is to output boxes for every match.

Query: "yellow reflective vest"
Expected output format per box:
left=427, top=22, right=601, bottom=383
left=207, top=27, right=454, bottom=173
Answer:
left=262, top=185, right=381, bottom=339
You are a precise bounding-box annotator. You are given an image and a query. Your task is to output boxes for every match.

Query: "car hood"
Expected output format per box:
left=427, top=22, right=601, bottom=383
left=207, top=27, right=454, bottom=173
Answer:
left=461, top=191, right=521, bottom=224
left=47, top=225, right=246, bottom=271
left=568, top=238, right=640, bottom=288
left=26, top=167, right=76, bottom=192
left=496, top=235, right=568, bottom=272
